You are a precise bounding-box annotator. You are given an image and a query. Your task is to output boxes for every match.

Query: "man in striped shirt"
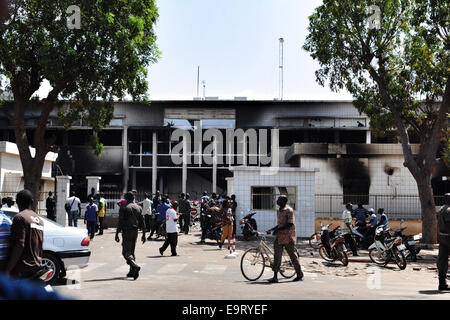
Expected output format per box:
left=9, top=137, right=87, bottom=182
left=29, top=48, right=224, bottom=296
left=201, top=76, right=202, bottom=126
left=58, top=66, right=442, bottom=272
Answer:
left=0, top=210, right=12, bottom=271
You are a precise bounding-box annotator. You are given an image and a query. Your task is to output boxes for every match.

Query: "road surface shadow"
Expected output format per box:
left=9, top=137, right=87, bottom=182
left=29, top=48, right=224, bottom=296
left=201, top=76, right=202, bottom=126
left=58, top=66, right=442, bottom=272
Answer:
left=84, top=277, right=130, bottom=282
left=190, top=242, right=220, bottom=247
left=418, top=290, right=447, bottom=295
left=147, top=255, right=165, bottom=259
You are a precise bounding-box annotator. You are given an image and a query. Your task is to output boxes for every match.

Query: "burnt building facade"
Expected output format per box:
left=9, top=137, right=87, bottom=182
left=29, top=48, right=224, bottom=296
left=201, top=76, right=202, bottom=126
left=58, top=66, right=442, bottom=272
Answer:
left=0, top=99, right=448, bottom=209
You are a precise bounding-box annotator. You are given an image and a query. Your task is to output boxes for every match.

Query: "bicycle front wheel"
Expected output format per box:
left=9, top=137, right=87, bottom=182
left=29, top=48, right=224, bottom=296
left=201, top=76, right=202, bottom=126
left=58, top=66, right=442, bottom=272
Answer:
left=240, top=248, right=265, bottom=281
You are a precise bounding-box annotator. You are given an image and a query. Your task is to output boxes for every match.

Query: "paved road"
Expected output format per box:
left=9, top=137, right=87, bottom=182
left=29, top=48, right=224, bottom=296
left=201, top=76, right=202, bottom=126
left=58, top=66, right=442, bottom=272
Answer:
left=53, top=227, right=450, bottom=300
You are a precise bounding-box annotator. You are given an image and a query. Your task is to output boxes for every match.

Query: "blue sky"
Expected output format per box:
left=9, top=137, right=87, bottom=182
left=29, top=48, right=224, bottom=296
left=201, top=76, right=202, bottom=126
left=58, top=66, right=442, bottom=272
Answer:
left=35, top=0, right=352, bottom=101
left=147, top=0, right=352, bottom=100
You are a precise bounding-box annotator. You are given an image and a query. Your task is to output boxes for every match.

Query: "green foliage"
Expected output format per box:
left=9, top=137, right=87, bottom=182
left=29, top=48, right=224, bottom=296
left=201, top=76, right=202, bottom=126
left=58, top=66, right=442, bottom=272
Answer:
left=303, top=0, right=448, bottom=140
left=0, top=0, right=160, bottom=154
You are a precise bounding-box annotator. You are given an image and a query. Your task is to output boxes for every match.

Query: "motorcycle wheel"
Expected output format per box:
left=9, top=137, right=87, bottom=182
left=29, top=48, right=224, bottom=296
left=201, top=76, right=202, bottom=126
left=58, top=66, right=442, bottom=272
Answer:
left=336, top=245, right=348, bottom=266
left=308, top=233, right=321, bottom=250
left=392, top=247, right=407, bottom=270
left=369, top=248, right=388, bottom=266
left=319, top=244, right=335, bottom=262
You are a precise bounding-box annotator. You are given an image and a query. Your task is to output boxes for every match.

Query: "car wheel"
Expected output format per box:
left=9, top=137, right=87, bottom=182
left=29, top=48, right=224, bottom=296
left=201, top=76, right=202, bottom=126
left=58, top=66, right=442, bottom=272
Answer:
left=41, top=252, right=62, bottom=284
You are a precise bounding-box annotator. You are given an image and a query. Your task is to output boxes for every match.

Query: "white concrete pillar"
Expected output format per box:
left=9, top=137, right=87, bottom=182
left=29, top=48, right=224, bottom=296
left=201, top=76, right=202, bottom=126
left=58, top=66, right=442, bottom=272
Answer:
left=226, top=177, right=234, bottom=196
left=366, top=130, right=371, bottom=144
left=212, top=138, right=217, bottom=193
left=152, top=131, right=157, bottom=195
left=86, top=176, right=101, bottom=196
left=56, top=176, right=71, bottom=226
left=122, top=126, right=129, bottom=193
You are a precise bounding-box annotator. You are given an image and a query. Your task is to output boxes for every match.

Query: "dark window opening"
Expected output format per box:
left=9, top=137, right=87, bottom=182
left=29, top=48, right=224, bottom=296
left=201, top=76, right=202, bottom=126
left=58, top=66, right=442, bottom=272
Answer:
left=98, top=130, right=122, bottom=146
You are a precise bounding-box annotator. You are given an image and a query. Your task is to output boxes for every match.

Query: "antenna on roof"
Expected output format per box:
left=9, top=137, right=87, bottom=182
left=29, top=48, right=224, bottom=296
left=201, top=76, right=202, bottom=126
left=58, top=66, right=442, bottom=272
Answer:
left=279, top=38, right=284, bottom=101
left=202, top=80, right=206, bottom=100
left=196, top=66, right=200, bottom=98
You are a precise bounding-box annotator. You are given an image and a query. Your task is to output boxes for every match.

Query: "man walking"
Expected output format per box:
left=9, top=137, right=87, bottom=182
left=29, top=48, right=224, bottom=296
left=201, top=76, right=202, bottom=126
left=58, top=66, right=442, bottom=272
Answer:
left=342, top=203, right=358, bottom=256
left=437, top=193, right=450, bottom=291
left=266, top=195, right=303, bottom=283
left=66, top=191, right=81, bottom=227
left=179, top=193, right=191, bottom=235
left=140, top=193, right=153, bottom=233
left=84, top=197, right=98, bottom=239
left=45, top=192, right=56, bottom=222
left=159, top=201, right=179, bottom=256
left=6, top=190, right=44, bottom=279
left=115, top=192, right=146, bottom=280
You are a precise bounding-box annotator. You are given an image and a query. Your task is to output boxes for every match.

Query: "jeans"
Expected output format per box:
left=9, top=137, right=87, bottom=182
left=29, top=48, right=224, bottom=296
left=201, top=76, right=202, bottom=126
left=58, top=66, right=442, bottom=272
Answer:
left=68, top=211, right=79, bottom=227
left=160, top=232, right=178, bottom=255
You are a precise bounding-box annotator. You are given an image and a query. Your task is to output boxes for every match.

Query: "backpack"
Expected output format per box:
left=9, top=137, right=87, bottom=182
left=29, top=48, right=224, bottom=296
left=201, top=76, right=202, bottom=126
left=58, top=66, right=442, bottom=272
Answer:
left=65, top=198, right=76, bottom=213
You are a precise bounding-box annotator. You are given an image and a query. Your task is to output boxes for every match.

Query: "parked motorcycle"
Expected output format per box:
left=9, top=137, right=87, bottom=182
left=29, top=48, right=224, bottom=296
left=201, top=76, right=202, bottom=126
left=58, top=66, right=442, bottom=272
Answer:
left=393, top=223, right=422, bottom=262
left=318, top=223, right=349, bottom=266
left=368, top=226, right=407, bottom=270
left=239, top=211, right=258, bottom=241
left=352, top=221, right=375, bottom=250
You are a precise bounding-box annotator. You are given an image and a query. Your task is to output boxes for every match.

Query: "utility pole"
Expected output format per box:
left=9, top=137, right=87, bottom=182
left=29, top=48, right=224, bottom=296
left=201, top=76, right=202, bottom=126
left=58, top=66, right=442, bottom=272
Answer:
left=196, top=66, right=200, bottom=98
left=279, top=38, right=284, bottom=101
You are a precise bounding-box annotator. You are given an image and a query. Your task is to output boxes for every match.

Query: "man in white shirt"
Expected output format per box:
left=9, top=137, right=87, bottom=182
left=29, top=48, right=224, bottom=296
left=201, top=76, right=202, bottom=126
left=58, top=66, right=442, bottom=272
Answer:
left=159, top=201, right=179, bottom=256
left=140, top=193, right=153, bottom=233
left=66, top=191, right=81, bottom=227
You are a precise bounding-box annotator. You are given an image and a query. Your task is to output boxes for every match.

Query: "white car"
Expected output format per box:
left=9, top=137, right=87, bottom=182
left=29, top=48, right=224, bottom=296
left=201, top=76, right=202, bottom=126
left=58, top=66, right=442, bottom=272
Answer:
left=1, top=207, right=91, bottom=283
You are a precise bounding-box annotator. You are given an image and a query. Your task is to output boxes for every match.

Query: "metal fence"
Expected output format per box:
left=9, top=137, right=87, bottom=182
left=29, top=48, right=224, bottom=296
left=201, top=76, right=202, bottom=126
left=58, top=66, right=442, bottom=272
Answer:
left=0, top=191, right=48, bottom=216
left=315, top=194, right=441, bottom=219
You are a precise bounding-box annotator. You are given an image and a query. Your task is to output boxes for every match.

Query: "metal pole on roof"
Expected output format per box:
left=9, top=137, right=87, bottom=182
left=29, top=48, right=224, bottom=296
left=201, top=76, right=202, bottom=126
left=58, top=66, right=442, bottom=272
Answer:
left=279, top=38, right=284, bottom=101
left=196, top=66, right=200, bottom=98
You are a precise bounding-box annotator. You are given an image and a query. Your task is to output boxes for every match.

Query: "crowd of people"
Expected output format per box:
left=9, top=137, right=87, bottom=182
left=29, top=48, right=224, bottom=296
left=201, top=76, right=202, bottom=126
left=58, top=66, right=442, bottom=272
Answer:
left=1, top=188, right=450, bottom=296
left=109, top=190, right=239, bottom=280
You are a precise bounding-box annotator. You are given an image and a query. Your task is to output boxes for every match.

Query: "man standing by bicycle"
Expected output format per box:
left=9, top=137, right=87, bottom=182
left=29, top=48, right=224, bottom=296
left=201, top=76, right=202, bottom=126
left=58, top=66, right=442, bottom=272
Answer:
left=266, top=195, right=303, bottom=283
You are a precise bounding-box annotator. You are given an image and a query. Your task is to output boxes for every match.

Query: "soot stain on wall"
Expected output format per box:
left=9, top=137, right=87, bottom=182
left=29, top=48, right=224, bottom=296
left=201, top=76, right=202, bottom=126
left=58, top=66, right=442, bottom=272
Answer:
left=329, top=158, right=371, bottom=203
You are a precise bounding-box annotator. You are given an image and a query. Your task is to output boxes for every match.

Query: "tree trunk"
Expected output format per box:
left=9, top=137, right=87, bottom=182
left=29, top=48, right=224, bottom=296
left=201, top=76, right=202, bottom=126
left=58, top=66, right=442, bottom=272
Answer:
left=416, top=173, right=438, bottom=244
left=22, top=161, right=44, bottom=213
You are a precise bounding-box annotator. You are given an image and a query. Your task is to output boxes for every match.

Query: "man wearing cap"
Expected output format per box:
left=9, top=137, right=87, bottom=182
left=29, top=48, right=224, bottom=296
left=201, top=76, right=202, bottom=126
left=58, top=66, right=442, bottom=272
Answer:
left=115, top=192, right=146, bottom=280
left=437, top=193, right=450, bottom=291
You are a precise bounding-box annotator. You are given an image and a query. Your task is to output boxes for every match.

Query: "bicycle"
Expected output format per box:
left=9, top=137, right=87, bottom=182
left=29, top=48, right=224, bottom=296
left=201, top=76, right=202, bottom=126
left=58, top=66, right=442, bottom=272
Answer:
left=240, top=232, right=300, bottom=281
